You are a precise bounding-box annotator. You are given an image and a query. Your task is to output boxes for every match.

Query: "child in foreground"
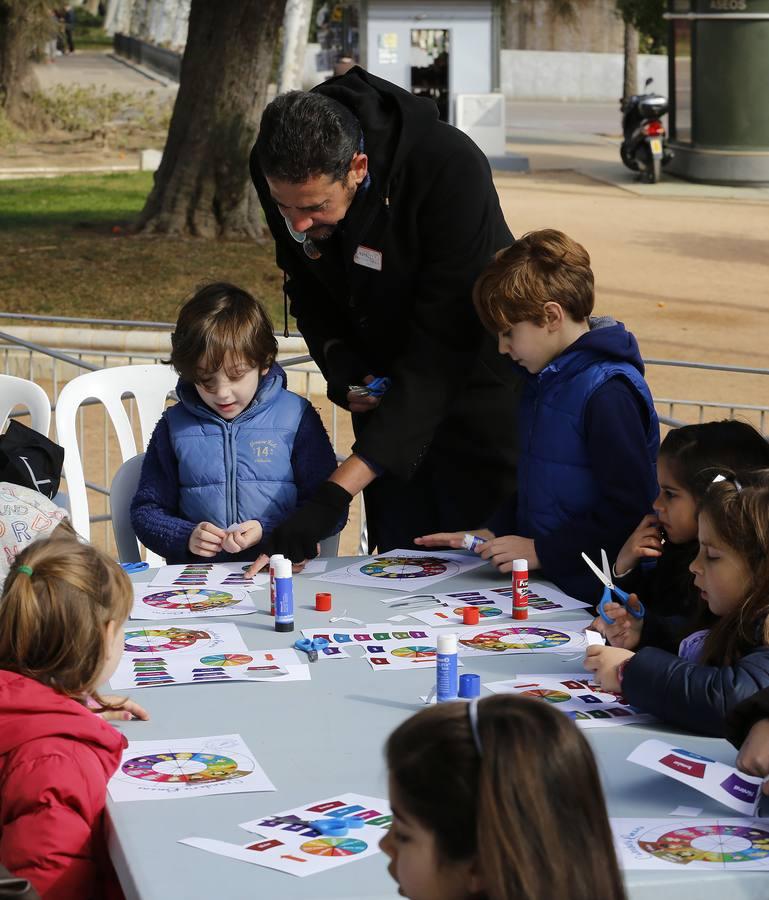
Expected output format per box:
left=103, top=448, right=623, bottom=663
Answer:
left=417, top=229, right=659, bottom=602
left=131, top=282, right=341, bottom=563
left=597, top=420, right=769, bottom=652
left=0, top=536, right=142, bottom=898
left=380, top=694, right=626, bottom=900
left=586, top=470, right=769, bottom=737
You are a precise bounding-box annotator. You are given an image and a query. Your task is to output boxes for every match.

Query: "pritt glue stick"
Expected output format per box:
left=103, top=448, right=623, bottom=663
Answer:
left=269, top=554, right=284, bottom=616
left=513, top=558, right=529, bottom=620
left=436, top=633, right=458, bottom=702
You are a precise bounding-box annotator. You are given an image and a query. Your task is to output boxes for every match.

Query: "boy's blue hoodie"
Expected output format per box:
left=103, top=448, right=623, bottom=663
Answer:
left=490, top=317, right=659, bottom=603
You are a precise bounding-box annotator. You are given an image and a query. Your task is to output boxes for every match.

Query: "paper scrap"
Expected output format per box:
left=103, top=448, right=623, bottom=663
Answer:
left=627, top=739, right=763, bottom=816
left=669, top=806, right=703, bottom=817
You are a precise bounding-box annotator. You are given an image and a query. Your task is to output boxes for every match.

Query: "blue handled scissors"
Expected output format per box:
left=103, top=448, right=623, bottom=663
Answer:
left=272, top=814, right=365, bottom=837
left=581, top=549, right=645, bottom=625
left=120, top=561, right=149, bottom=573
left=294, top=637, right=330, bottom=662
left=348, top=376, right=391, bottom=398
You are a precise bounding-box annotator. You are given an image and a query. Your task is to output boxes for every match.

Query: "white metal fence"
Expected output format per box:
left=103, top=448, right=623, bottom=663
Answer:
left=3, top=313, right=769, bottom=556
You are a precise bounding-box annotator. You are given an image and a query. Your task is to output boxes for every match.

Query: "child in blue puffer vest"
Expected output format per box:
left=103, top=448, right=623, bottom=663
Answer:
left=417, top=229, right=659, bottom=603
left=131, top=282, right=341, bottom=563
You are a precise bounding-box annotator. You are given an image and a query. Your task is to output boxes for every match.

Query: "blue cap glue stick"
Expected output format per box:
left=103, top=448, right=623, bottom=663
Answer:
left=436, top=633, right=458, bottom=702
left=274, top=557, right=294, bottom=633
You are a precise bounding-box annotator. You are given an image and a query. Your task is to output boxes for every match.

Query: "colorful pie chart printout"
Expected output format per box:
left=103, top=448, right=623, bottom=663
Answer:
left=484, top=674, right=655, bottom=728
left=407, top=584, right=591, bottom=626
left=627, top=740, right=763, bottom=815
left=109, top=734, right=275, bottom=802
left=314, top=549, right=486, bottom=593
left=180, top=793, right=392, bottom=877
left=110, top=646, right=307, bottom=690
left=149, top=562, right=267, bottom=590
left=611, top=818, right=769, bottom=871
left=456, top=622, right=589, bottom=657
left=130, top=583, right=257, bottom=620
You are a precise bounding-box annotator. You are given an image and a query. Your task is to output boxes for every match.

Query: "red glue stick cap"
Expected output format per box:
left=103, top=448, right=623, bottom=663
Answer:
left=463, top=606, right=480, bottom=625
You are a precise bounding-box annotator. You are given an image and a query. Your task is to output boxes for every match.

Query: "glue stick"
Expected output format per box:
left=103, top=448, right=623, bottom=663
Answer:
left=269, top=553, right=284, bottom=616
left=461, top=533, right=487, bottom=552
left=513, top=558, right=529, bottom=620
left=436, top=633, right=458, bottom=702
left=274, top=557, right=294, bottom=633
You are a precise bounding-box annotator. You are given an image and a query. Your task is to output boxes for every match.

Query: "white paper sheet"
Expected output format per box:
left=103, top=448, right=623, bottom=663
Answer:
left=110, top=646, right=309, bottom=690
left=299, top=559, right=328, bottom=574
left=149, top=562, right=267, bottom=590
left=130, top=583, right=258, bottom=620
left=181, top=793, right=391, bottom=877
left=611, top=817, right=769, bottom=870
left=406, top=583, right=591, bottom=627
left=627, top=739, right=763, bottom=816
left=484, top=673, right=654, bottom=728
left=313, top=549, right=485, bottom=592
left=108, top=734, right=275, bottom=802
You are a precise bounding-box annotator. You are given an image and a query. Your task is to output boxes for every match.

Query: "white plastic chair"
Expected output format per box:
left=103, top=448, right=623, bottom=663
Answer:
left=55, top=364, right=177, bottom=541
left=111, top=452, right=165, bottom=567
left=0, top=374, right=51, bottom=436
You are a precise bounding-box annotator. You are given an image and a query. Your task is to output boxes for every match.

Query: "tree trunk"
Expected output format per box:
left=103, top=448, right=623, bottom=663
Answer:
left=277, top=0, right=313, bottom=93
left=0, top=0, right=43, bottom=122
left=83, top=0, right=102, bottom=14
left=623, top=19, right=638, bottom=101
left=136, top=0, right=286, bottom=239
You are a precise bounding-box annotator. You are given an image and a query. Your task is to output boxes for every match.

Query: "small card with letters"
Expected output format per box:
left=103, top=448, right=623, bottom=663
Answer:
left=353, top=245, right=382, bottom=271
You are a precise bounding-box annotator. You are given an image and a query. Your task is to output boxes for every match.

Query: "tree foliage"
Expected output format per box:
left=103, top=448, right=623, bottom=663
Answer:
left=616, top=0, right=667, bottom=51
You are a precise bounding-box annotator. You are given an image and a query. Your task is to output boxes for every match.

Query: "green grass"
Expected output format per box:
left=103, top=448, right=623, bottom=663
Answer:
left=0, top=172, right=287, bottom=325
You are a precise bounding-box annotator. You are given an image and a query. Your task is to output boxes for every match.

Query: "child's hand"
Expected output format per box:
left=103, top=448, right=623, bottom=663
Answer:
left=98, top=696, right=150, bottom=722
left=347, top=376, right=382, bottom=414
left=601, top=595, right=644, bottom=649
left=479, top=535, right=540, bottom=573
left=415, top=531, right=490, bottom=550
left=584, top=645, right=635, bottom=693
left=736, top=720, right=769, bottom=794
left=189, top=521, right=226, bottom=557
left=615, top=513, right=664, bottom=576
left=222, top=521, right=263, bottom=554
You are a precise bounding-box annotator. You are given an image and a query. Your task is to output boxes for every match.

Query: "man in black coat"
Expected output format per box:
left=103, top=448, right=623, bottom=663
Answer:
left=249, top=67, right=520, bottom=561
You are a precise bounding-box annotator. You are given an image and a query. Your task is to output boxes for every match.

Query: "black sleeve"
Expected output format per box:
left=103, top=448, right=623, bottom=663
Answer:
left=726, top=687, right=769, bottom=748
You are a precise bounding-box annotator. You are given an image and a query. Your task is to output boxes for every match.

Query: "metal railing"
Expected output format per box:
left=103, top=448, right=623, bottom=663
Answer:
left=3, top=315, right=769, bottom=558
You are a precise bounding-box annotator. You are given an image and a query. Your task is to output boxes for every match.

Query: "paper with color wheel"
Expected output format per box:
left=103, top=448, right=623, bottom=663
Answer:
left=130, top=583, right=257, bottom=619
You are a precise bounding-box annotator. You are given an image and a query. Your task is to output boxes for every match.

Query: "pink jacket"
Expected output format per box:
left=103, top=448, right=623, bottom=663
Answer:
left=0, top=670, right=127, bottom=899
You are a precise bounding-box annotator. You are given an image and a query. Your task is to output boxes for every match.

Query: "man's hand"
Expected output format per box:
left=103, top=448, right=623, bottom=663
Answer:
left=245, top=482, right=351, bottom=574
left=347, top=375, right=382, bottom=414
left=736, top=720, right=769, bottom=794
left=584, top=645, right=635, bottom=693
left=600, top=595, right=644, bottom=649
left=479, top=535, right=540, bottom=573
left=188, top=521, right=226, bottom=557
left=222, top=521, right=263, bottom=554
left=615, top=513, right=664, bottom=577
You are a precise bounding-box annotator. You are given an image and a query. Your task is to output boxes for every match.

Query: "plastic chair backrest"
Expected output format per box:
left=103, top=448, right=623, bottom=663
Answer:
left=318, top=532, right=340, bottom=558
left=110, top=452, right=164, bottom=568
left=55, top=364, right=177, bottom=540
left=0, top=374, right=51, bottom=436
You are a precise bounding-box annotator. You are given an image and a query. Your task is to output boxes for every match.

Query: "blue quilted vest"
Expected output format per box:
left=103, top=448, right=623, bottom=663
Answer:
left=165, top=366, right=306, bottom=531
left=516, top=348, right=659, bottom=540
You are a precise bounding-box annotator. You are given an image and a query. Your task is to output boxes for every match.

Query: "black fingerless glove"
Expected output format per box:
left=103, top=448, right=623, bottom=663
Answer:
left=263, top=482, right=352, bottom=563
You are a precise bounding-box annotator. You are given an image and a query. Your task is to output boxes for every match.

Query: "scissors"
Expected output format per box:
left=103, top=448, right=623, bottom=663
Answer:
left=271, top=814, right=365, bottom=837
left=293, top=637, right=330, bottom=662
left=348, top=376, right=391, bottom=398
left=581, top=549, right=645, bottom=625
left=120, top=561, right=149, bottom=573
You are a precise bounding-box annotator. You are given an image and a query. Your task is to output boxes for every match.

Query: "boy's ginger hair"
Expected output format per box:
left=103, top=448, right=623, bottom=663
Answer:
left=473, top=229, right=594, bottom=331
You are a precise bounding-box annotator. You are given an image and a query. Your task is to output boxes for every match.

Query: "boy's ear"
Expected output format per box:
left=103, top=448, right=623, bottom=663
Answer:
left=543, top=301, right=565, bottom=331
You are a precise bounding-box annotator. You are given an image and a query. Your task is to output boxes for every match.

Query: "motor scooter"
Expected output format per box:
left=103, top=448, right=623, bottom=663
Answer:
left=620, top=78, right=673, bottom=183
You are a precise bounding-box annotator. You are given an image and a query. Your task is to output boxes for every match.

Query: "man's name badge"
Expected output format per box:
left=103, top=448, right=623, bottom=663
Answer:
left=353, top=245, right=383, bottom=271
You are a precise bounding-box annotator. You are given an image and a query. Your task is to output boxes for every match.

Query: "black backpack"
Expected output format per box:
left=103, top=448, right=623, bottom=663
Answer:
left=0, top=420, right=65, bottom=499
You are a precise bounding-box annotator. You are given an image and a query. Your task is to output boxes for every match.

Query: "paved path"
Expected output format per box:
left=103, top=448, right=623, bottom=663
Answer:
left=33, top=50, right=177, bottom=96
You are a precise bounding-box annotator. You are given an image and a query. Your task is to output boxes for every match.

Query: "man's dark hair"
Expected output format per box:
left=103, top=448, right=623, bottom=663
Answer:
left=255, top=91, right=362, bottom=184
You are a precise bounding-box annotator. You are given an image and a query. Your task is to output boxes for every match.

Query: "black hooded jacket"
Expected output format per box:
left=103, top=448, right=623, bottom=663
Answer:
left=251, top=68, right=519, bottom=502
